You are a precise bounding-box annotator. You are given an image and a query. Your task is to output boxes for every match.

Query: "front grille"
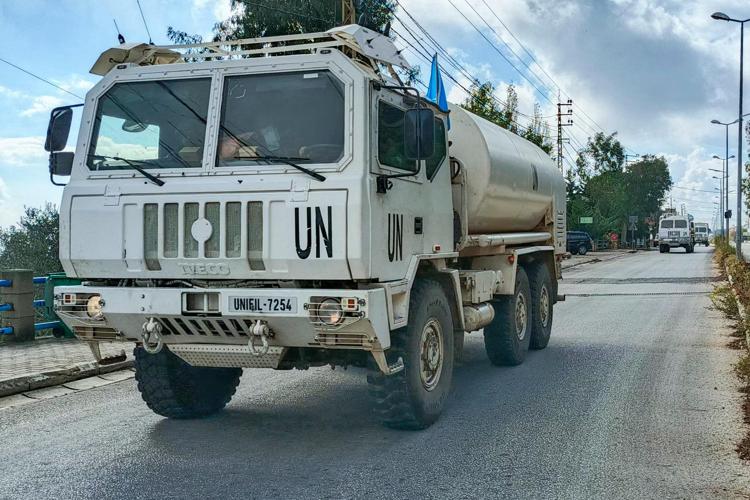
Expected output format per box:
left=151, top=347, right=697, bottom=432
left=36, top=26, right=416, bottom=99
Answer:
left=142, top=201, right=264, bottom=266
left=158, top=317, right=255, bottom=338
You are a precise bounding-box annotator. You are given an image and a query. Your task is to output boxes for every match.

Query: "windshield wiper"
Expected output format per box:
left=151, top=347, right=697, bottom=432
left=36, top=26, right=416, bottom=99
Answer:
left=231, top=153, right=325, bottom=182
left=89, top=154, right=165, bottom=186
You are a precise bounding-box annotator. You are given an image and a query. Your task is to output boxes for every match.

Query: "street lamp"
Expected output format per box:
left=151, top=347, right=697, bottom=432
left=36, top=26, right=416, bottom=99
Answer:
left=710, top=120, right=736, bottom=237
left=711, top=11, right=750, bottom=259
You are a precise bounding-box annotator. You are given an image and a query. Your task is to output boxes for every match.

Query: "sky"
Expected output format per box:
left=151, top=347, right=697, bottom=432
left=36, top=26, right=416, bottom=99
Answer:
left=0, top=0, right=748, bottom=229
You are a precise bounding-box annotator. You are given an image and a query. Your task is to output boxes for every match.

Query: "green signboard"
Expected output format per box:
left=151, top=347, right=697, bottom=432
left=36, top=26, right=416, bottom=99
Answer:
left=579, top=216, right=593, bottom=224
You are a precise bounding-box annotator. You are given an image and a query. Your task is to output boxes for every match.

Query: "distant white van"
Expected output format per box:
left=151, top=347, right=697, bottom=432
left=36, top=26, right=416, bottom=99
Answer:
left=658, top=215, right=695, bottom=253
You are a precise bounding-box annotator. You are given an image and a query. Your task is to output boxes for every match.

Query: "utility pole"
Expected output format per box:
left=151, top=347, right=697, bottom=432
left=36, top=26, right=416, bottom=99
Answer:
left=342, top=0, right=356, bottom=25
left=557, top=96, right=573, bottom=172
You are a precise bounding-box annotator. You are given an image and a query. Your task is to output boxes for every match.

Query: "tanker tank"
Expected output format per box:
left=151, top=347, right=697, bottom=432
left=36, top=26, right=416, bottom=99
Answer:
left=448, top=104, right=566, bottom=235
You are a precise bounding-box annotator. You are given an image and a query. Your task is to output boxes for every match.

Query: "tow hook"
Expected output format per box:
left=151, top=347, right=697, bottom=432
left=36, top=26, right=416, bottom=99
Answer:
left=248, top=320, right=272, bottom=356
left=141, top=317, right=164, bottom=354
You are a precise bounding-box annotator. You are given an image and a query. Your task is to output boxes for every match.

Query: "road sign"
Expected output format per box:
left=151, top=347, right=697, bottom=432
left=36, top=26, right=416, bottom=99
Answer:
left=579, top=216, right=593, bottom=224
left=628, top=215, right=638, bottom=224
left=610, top=233, right=619, bottom=242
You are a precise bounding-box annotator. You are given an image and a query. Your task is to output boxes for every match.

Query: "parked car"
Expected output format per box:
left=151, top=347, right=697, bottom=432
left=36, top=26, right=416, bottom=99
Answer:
left=567, top=231, right=594, bottom=255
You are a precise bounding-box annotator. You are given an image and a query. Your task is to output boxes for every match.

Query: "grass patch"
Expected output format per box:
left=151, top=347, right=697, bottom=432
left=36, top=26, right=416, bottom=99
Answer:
left=737, top=352, right=750, bottom=461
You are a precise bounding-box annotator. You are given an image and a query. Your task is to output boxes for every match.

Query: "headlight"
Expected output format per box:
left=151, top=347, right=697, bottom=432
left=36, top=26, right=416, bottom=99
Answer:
left=317, top=298, right=344, bottom=325
left=86, top=295, right=105, bottom=320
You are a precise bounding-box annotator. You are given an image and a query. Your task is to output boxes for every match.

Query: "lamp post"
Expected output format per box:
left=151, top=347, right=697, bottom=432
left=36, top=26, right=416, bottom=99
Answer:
left=711, top=153, right=735, bottom=236
left=711, top=11, right=750, bottom=259
left=712, top=173, right=724, bottom=234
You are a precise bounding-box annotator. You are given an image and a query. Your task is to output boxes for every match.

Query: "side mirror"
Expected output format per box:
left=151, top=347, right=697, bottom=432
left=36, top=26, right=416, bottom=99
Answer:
left=50, top=152, right=74, bottom=177
left=404, top=108, right=435, bottom=160
left=44, top=107, right=74, bottom=152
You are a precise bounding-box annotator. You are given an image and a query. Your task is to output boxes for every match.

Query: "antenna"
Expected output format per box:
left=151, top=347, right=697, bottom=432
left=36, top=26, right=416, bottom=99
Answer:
left=113, top=19, right=126, bottom=44
left=135, top=0, right=153, bottom=44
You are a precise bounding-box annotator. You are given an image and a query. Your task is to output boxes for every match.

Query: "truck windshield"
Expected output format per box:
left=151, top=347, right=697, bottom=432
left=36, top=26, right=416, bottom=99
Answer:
left=674, top=220, right=687, bottom=228
left=661, top=220, right=673, bottom=229
left=216, top=71, right=344, bottom=167
left=87, top=78, right=211, bottom=170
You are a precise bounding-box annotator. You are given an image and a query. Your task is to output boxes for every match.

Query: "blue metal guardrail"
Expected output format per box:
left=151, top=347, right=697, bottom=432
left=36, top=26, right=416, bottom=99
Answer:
left=0, top=276, right=61, bottom=335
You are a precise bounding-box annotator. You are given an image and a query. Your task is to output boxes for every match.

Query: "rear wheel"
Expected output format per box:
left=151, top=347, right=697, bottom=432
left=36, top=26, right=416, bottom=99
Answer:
left=528, top=264, right=553, bottom=350
left=578, top=244, right=588, bottom=256
left=134, top=346, right=242, bottom=419
left=367, top=279, right=454, bottom=430
left=570, top=247, right=579, bottom=255
left=484, top=267, right=532, bottom=366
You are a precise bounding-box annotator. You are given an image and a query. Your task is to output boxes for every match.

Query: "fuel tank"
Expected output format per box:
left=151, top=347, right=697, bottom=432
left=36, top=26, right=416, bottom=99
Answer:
left=448, top=104, right=566, bottom=235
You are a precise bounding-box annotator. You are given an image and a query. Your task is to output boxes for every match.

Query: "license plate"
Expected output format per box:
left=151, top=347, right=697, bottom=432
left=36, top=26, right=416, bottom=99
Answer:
left=228, top=296, right=297, bottom=314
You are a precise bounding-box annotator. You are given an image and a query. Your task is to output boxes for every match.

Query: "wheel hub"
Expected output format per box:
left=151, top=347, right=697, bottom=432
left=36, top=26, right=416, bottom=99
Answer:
left=419, top=318, right=444, bottom=391
left=540, top=285, right=550, bottom=327
left=515, top=294, right=528, bottom=340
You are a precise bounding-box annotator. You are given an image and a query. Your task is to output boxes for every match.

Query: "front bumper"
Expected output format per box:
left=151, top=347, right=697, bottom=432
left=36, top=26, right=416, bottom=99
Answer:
left=54, top=285, right=391, bottom=352
left=659, top=237, right=691, bottom=247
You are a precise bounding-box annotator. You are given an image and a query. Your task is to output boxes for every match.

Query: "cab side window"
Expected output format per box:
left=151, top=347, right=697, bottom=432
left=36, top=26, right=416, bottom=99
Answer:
left=378, top=101, right=417, bottom=172
left=426, top=118, right=447, bottom=180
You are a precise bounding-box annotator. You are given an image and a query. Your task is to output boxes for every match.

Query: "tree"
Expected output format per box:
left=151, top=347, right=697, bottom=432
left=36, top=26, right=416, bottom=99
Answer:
left=502, top=84, right=519, bottom=133
left=461, top=81, right=502, bottom=125
left=0, top=204, right=62, bottom=276
left=522, top=103, right=553, bottom=155
left=576, top=132, right=625, bottom=175
left=567, top=133, right=671, bottom=242
left=169, top=1, right=395, bottom=45
left=461, top=82, right=552, bottom=154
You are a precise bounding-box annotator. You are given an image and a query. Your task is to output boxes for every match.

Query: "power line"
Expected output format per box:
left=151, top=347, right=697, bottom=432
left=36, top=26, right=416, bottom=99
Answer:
left=393, top=0, right=531, bottom=119
left=474, top=0, right=636, bottom=155
left=461, top=0, right=557, bottom=99
left=446, top=0, right=553, bottom=105
left=0, top=57, right=83, bottom=99
left=391, top=19, right=535, bottom=132
left=135, top=0, right=153, bottom=44
left=672, top=185, right=721, bottom=194
left=477, top=0, right=561, bottom=94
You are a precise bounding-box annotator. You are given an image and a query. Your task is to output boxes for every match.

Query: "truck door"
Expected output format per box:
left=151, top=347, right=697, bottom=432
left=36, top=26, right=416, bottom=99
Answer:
left=369, top=91, right=453, bottom=281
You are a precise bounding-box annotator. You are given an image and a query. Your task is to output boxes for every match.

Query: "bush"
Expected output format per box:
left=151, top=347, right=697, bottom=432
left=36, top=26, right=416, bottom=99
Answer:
left=714, top=236, right=735, bottom=272
left=711, top=284, right=741, bottom=322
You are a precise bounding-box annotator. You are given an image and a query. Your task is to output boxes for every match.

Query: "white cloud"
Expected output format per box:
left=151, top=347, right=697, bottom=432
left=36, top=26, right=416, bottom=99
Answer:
left=0, top=177, right=19, bottom=228
left=51, top=75, right=96, bottom=95
left=0, top=86, right=27, bottom=100
left=0, top=136, right=47, bottom=167
left=19, top=95, right=65, bottom=117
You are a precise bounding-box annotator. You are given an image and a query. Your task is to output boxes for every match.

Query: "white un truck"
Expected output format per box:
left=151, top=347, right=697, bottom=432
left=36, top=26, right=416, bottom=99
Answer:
left=694, top=222, right=710, bottom=247
left=45, top=26, right=566, bottom=429
left=658, top=214, right=695, bottom=253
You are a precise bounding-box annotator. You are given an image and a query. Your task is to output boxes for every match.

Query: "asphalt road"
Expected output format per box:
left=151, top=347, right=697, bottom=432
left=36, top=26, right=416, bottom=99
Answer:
left=1, top=247, right=748, bottom=499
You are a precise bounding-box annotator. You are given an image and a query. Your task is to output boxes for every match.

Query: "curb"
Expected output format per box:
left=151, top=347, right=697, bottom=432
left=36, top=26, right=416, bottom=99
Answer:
left=0, top=358, right=134, bottom=398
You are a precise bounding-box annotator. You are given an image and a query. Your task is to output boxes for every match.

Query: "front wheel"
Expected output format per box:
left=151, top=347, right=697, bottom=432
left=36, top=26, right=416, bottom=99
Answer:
left=578, top=244, right=588, bottom=256
left=134, top=346, right=242, bottom=419
left=484, top=267, right=532, bottom=366
left=367, top=279, right=454, bottom=430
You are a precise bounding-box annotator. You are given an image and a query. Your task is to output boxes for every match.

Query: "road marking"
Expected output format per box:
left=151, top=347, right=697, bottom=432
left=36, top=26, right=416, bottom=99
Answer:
left=565, top=291, right=709, bottom=297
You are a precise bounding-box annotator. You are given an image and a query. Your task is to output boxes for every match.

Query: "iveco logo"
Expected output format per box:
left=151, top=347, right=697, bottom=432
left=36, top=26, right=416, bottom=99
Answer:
left=180, top=263, right=230, bottom=276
